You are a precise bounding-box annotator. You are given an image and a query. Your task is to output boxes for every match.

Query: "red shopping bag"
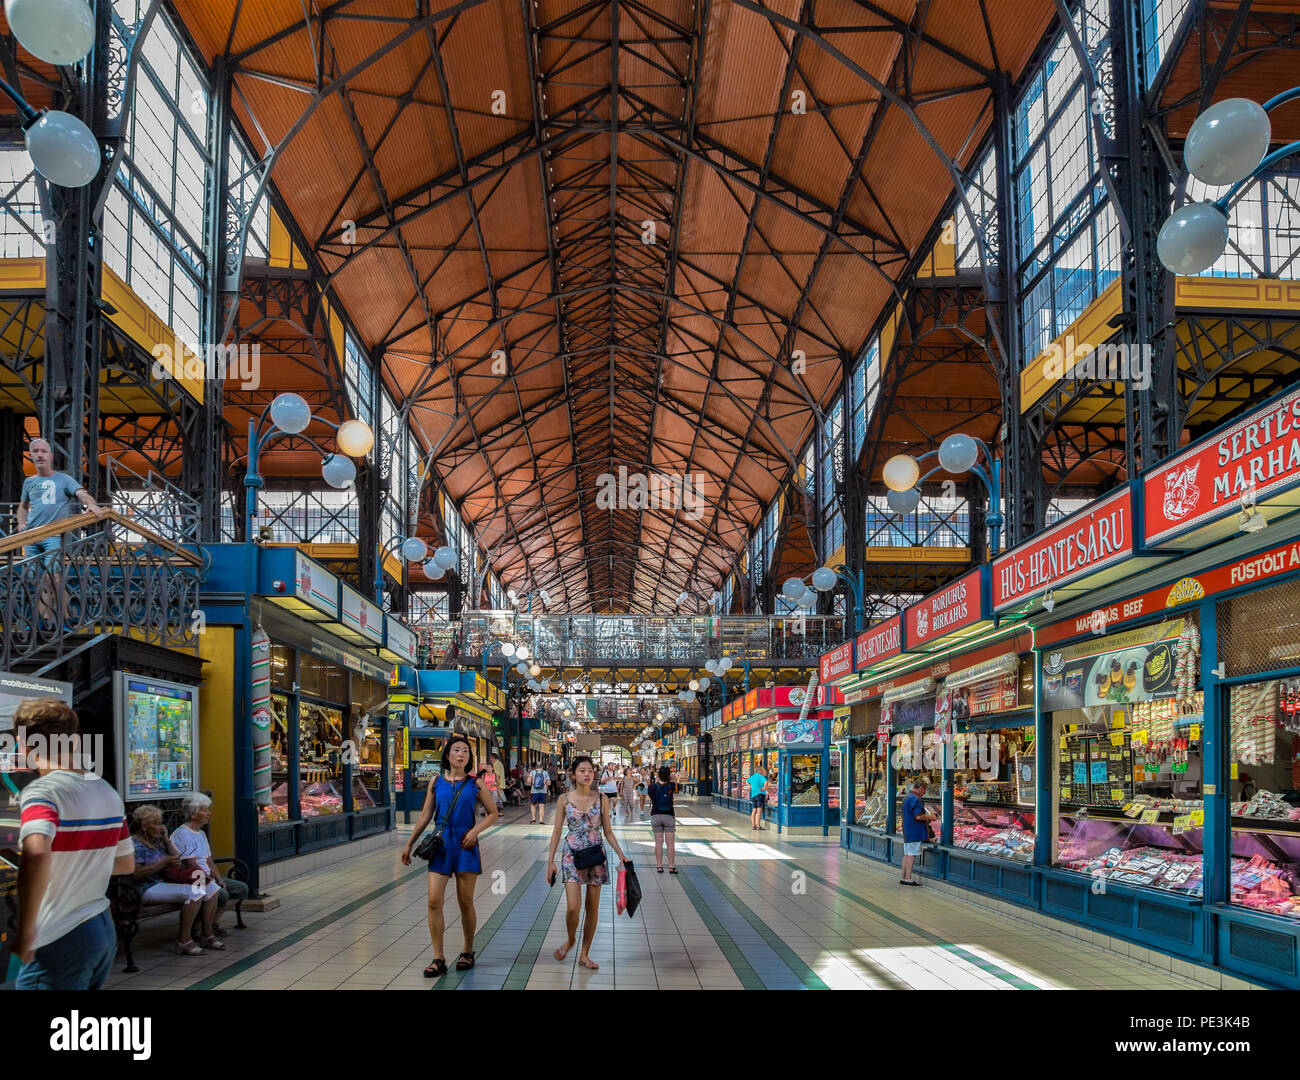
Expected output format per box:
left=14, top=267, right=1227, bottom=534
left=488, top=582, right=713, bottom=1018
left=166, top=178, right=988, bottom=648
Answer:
left=616, top=866, right=628, bottom=914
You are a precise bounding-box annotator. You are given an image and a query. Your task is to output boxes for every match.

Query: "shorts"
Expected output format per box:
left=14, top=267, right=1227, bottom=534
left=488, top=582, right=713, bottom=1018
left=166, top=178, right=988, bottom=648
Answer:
left=903, top=841, right=922, bottom=857
left=16, top=908, right=115, bottom=991
left=530, top=792, right=547, bottom=804
left=650, top=813, right=675, bottom=834
left=750, top=793, right=767, bottom=810
left=25, top=535, right=62, bottom=566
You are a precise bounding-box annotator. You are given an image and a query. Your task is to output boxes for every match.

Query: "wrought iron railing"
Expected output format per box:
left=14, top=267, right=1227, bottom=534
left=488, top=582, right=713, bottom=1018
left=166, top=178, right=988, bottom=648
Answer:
left=106, top=456, right=201, bottom=545
left=441, top=612, right=846, bottom=668
left=0, top=511, right=203, bottom=670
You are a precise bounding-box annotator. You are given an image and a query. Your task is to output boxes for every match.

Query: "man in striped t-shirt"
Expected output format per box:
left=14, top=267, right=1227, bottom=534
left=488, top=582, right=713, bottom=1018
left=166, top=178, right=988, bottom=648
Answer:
left=15, top=699, right=134, bottom=990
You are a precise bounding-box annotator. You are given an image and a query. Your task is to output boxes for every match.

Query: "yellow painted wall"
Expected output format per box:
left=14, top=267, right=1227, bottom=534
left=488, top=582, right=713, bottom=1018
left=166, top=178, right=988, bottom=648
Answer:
left=101, top=266, right=205, bottom=403
left=269, top=207, right=310, bottom=271
left=198, top=626, right=237, bottom=858
left=915, top=219, right=957, bottom=278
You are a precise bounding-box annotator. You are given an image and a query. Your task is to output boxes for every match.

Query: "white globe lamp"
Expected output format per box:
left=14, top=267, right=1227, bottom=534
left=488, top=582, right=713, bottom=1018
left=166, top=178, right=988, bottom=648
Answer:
left=335, top=419, right=374, bottom=457
left=882, top=454, right=920, bottom=492
left=5, top=0, right=95, bottom=66
left=938, top=433, right=979, bottom=474
left=887, top=486, right=921, bottom=515
left=25, top=110, right=100, bottom=187
left=433, top=545, right=457, bottom=570
left=399, top=537, right=427, bottom=562
left=320, top=454, right=356, bottom=489
left=1157, top=202, right=1229, bottom=274
left=1184, top=98, right=1271, bottom=186
left=270, top=392, right=311, bottom=434
left=811, top=566, right=837, bottom=592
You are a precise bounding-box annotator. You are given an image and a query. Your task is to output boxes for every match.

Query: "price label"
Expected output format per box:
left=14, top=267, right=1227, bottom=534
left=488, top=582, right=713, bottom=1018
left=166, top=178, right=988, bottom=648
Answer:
left=1061, top=787, right=1071, bottom=800
left=1231, top=762, right=1239, bottom=780
left=1109, top=732, right=1125, bottom=747
left=1059, top=737, right=1068, bottom=751
left=1131, top=730, right=1148, bottom=746
left=1140, top=808, right=1161, bottom=823
left=1172, top=814, right=1190, bottom=835
left=1111, top=713, right=1126, bottom=729
left=1191, top=810, right=1204, bottom=826
left=1189, top=724, right=1201, bottom=741
left=1111, top=788, right=1124, bottom=801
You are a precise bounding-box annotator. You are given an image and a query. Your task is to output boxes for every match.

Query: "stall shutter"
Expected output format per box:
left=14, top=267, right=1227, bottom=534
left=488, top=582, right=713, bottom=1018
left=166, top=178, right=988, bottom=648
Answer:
left=1218, top=578, right=1300, bottom=679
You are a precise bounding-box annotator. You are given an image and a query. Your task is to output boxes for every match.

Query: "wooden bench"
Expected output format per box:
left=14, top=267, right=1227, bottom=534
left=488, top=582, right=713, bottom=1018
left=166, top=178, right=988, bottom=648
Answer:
left=108, top=856, right=251, bottom=973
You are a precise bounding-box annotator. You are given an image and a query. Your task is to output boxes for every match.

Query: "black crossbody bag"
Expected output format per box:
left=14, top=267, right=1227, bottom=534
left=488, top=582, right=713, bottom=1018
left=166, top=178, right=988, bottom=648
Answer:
left=414, top=777, right=473, bottom=861
left=571, top=794, right=608, bottom=869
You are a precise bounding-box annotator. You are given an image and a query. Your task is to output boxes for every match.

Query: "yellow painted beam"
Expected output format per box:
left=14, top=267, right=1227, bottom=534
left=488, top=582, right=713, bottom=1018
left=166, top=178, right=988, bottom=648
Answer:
left=0, top=257, right=46, bottom=292
left=1019, top=278, right=1123, bottom=413
left=864, top=545, right=971, bottom=563
left=101, top=266, right=204, bottom=404
left=1174, top=275, right=1300, bottom=312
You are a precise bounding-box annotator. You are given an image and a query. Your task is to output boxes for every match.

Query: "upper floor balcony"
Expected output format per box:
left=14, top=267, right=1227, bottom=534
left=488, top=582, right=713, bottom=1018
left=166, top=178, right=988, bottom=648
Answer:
left=448, top=611, right=846, bottom=669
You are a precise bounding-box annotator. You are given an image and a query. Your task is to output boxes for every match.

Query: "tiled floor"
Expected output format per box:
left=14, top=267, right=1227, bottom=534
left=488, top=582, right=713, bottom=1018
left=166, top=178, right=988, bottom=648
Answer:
left=104, top=798, right=1215, bottom=990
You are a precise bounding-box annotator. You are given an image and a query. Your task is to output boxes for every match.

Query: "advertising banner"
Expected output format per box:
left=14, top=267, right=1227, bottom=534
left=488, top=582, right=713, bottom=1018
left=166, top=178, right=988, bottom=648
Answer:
left=1041, top=620, right=1185, bottom=710
left=993, top=486, right=1134, bottom=610
left=855, top=615, right=902, bottom=668
left=294, top=551, right=339, bottom=618
left=1144, top=385, right=1300, bottom=545
left=906, top=568, right=985, bottom=648
left=819, top=641, right=853, bottom=682
left=251, top=627, right=272, bottom=807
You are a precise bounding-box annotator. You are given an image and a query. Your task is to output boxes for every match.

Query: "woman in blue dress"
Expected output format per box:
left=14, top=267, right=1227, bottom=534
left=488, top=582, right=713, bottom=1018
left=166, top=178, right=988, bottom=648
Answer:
left=401, top=734, right=498, bottom=977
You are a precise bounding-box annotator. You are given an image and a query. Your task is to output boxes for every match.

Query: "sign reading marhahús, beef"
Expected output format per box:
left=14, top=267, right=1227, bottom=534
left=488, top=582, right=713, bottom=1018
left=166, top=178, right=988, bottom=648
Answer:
left=992, top=487, right=1134, bottom=610
left=1144, top=385, right=1300, bottom=544
left=906, top=568, right=983, bottom=645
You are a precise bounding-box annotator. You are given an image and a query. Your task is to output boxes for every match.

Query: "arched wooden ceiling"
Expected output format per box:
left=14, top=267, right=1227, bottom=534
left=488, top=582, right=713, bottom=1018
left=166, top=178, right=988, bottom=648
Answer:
left=173, top=0, right=1054, bottom=612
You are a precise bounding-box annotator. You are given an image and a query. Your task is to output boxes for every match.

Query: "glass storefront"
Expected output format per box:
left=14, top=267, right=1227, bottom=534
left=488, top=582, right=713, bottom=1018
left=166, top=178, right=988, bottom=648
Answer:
left=951, top=722, right=1036, bottom=863
left=1050, top=617, right=1206, bottom=894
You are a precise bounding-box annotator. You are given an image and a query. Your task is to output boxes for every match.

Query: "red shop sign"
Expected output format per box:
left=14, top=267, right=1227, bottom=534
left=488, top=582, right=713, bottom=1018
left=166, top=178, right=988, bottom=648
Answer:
left=855, top=615, right=902, bottom=668
left=905, top=567, right=984, bottom=647
left=819, top=641, right=853, bottom=683
left=993, top=486, right=1134, bottom=611
left=1144, top=386, right=1300, bottom=546
left=1037, top=536, right=1300, bottom=647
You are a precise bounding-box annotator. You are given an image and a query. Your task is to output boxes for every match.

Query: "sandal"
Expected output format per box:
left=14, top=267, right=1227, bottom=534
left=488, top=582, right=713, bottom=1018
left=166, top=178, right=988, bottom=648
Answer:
left=578, top=957, right=600, bottom=970
left=175, top=940, right=204, bottom=956
left=668, top=867, right=679, bottom=874
left=199, top=936, right=226, bottom=950
left=656, top=866, right=664, bottom=873
left=455, top=951, right=475, bottom=970
left=423, top=958, right=448, bottom=978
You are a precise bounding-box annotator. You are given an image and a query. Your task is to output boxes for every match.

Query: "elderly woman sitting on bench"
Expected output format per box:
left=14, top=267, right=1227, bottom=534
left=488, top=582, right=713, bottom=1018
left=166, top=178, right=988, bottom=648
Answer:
left=129, top=804, right=221, bottom=955
left=172, top=792, right=249, bottom=936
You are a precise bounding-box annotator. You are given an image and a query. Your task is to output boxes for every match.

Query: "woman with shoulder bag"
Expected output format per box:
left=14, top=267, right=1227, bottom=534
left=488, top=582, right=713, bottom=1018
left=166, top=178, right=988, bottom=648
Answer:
left=546, top=756, right=629, bottom=971
left=401, top=734, right=499, bottom=978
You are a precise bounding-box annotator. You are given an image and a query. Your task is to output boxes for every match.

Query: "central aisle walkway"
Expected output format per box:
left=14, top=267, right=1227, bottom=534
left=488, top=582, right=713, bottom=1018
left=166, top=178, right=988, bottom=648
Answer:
left=106, top=798, right=1212, bottom=990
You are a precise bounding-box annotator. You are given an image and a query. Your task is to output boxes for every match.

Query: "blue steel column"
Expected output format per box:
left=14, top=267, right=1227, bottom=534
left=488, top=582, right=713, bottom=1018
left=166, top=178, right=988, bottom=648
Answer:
left=1034, top=646, right=1052, bottom=867
left=940, top=731, right=954, bottom=846
left=1200, top=600, right=1226, bottom=913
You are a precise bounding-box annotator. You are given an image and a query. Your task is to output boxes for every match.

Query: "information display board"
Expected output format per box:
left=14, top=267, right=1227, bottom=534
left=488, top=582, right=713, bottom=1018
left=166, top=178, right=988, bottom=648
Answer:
left=115, top=673, right=199, bottom=801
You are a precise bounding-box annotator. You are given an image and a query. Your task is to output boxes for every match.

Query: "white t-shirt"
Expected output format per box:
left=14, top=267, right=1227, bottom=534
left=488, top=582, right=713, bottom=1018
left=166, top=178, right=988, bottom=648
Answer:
left=170, top=823, right=213, bottom=864
left=19, top=771, right=132, bottom=949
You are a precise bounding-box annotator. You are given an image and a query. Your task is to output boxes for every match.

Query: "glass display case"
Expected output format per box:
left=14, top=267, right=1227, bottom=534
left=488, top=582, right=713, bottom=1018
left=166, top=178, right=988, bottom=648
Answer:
left=827, top=747, right=840, bottom=813
left=355, top=724, right=385, bottom=806
left=1228, top=676, right=1300, bottom=919
left=789, top=754, right=820, bottom=805
left=350, top=773, right=377, bottom=809
left=950, top=723, right=1036, bottom=860
left=892, top=728, right=938, bottom=834
left=298, top=702, right=344, bottom=817
left=1054, top=696, right=1205, bottom=893
left=852, top=739, right=884, bottom=825
left=259, top=693, right=293, bottom=825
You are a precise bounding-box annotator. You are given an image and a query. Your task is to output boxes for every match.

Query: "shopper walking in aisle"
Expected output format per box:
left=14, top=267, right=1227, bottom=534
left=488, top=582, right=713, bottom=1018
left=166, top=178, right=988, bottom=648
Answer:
left=528, top=759, right=551, bottom=824
left=130, top=803, right=221, bottom=955
left=401, top=734, right=499, bottom=977
left=646, top=766, right=679, bottom=873
left=899, top=778, right=936, bottom=887
left=636, top=768, right=649, bottom=815
left=13, top=699, right=134, bottom=990
left=599, top=767, right=619, bottom=819
left=547, top=756, right=630, bottom=970
left=491, top=752, right=507, bottom=813
left=746, top=764, right=769, bottom=831
left=621, top=765, right=638, bottom=817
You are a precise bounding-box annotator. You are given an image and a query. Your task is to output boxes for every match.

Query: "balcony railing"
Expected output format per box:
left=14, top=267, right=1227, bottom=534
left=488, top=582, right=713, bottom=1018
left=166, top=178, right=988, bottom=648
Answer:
left=0, top=511, right=203, bottom=670
left=443, top=612, right=846, bottom=668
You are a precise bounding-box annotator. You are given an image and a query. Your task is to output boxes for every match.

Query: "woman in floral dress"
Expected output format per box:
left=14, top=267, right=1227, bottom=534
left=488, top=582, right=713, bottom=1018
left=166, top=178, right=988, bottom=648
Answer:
left=546, top=755, right=630, bottom=970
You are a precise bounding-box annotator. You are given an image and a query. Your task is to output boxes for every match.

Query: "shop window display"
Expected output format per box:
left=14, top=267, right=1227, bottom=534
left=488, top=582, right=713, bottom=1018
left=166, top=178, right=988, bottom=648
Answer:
left=1051, top=617, right=1205, bottom=895
left=299, top=702, right=345, bottom=817
left=260, top=693, right=292, bottom=825
left=1228, top=677, right=1300, bottom=919
left=852, top=738, right=886, bottom=827
left=355, top=725, right=384, bottom=806
left=827, top=747, right=841, bottom=812
left=950, top=724, right=1036, bottom=863
left=789, top=754, right=820, bottom=805
left=892, top=728, right=939, bottom=834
